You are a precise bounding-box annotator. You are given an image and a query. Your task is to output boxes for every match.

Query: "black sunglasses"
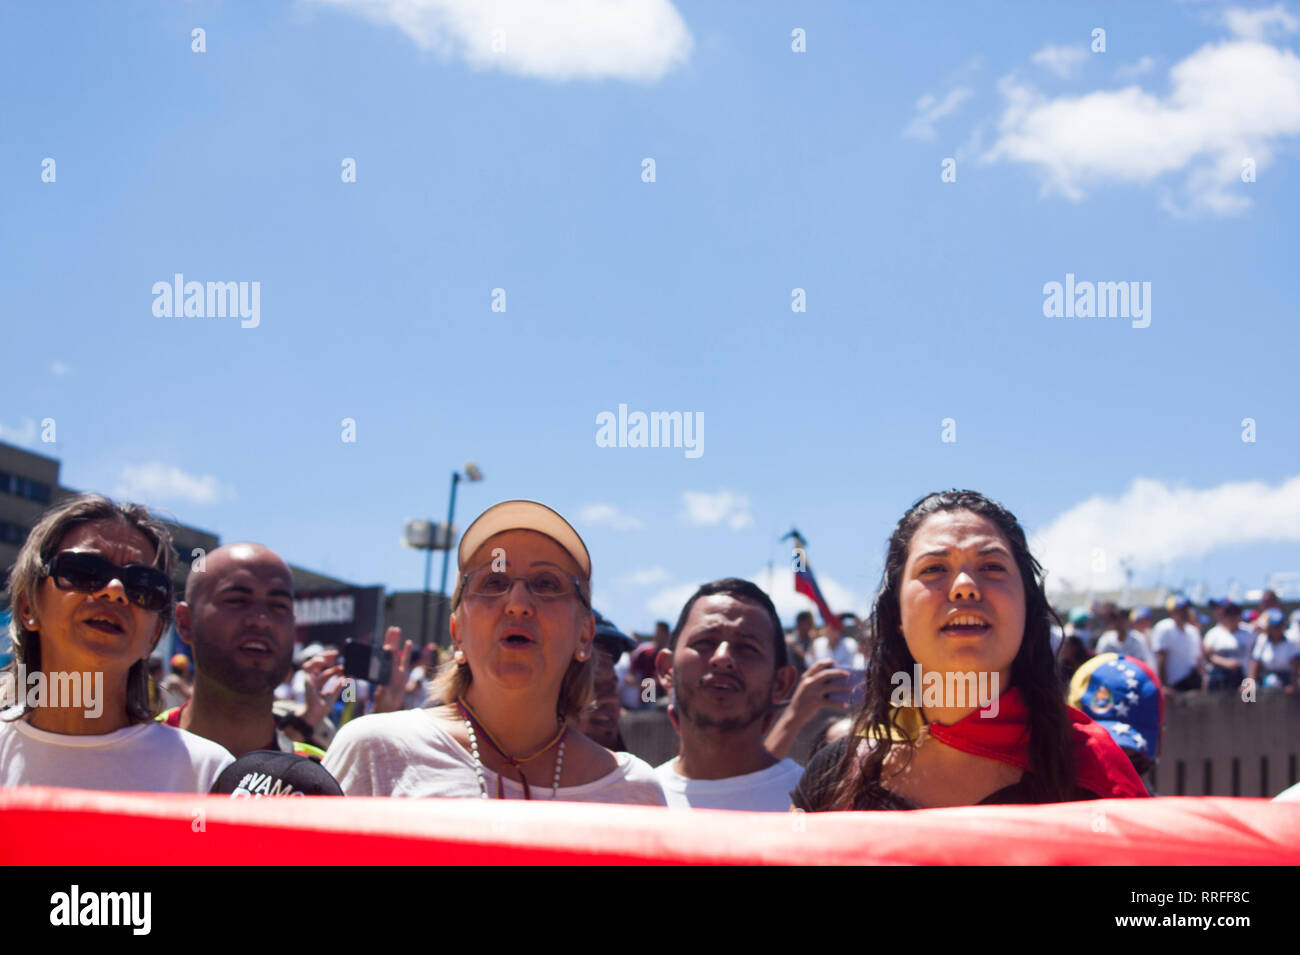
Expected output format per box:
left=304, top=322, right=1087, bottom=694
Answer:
left=42, top=551, right=173, bottom=613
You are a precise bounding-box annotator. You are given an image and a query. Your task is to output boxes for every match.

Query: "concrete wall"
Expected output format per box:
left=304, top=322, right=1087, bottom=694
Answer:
left=622, top=691, right=1300, bottom=798
left=1151, top=689, right=1299, bottom=798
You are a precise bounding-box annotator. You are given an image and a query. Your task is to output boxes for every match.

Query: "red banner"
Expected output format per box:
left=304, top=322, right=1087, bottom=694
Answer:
left=1, top=787, right=1296, bottom=865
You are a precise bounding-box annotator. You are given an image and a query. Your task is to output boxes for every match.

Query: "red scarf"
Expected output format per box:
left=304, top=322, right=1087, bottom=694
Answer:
left=923, top=686, right=1149, bottom=798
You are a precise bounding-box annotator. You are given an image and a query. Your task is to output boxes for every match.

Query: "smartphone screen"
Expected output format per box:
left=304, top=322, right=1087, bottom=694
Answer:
left=826, top=667, right=867, bottom=706
left=342, top=640, right=393, bottom=686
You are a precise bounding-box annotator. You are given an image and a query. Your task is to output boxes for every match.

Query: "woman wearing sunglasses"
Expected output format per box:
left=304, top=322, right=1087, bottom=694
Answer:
left=324, top=500, right=665, bottom=803
left=0, top=494, right=234, bottom=792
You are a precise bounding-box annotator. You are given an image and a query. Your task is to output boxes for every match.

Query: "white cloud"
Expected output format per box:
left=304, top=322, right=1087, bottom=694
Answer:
left=902, top=86, right=973, bottom=140
left=680, top=490, right=753, bottom=531
left=1031, top=43, right=1088, bottom=78
left=50, top=361, right=71, bottom=376
left=306, top=0, right=692, bottom=82
left=578, top=502, right=643, bottom=531
left=1033, top=475, right=1300, bottom=594
left=1224, top=4, right=1300, bottom=40
left=0, top=417, right=38, bottom=447
left=114, top=462, right=232, bottom=507
left=645, top=566, right=865, bottom=626
left=1115, top=55, right=1157, bottom=80
left=645, top=580, right=700, bottom=622
left=616, top=566, right=670, bottom=588
left=984, top=38, right=1300, bottom=215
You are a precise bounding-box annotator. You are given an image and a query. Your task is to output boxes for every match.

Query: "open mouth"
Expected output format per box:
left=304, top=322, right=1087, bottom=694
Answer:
left=238, top=638, right=275, bottom=657
left=941, top=614, right=992, bottom=636
left=83, top=615, right=125, bottom=635
left=500, top=629, right=536, bottom=648
left=700, top=677, right=743, bottom=693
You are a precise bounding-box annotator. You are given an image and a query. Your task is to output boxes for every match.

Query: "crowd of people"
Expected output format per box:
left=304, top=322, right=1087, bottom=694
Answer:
left=2, top=489, right=1296, bottom=810
left=1054, top=594, right=1300, bottom=696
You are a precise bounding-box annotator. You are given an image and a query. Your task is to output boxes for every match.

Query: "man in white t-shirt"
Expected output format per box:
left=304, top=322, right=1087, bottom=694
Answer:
left=809, top=625, right=861, bottom=670
left=1150, top=597, right=1202, bottom=693
left=1201, top=601, right=1255, bottom=691
left=1249, top=608, right=1300, bottom=692
left=653, top=578, right=802, bottom=811
left=1095, top=606, right=1155, bottom=667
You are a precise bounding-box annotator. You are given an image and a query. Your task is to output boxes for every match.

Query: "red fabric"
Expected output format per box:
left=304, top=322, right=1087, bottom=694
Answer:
left=159, top=704, right=184, bottom=727
left=925, top=687, right=1149, bottom=799
left=794, top=568, right=838, bottom=629
left=0, top=787, right=1295, bottom=865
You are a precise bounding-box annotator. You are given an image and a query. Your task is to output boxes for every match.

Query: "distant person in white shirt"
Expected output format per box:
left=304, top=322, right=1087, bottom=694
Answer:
left=810, top=617, right=862, bottom=670
left=654, top=578, right=808, bottom=811
left=1202, top=601, right=1255, bottom=691
left=1095, top=606, right=1155, bottom=667
left=0, top=494, right=233, bottom=793
left=1249, top=609, right=1300, bottom=693
left=1150, top=597, right=1202, bottom=694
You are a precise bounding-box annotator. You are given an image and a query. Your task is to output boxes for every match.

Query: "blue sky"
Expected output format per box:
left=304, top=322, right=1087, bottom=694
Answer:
left=3, top=0, right=1299, bottom=633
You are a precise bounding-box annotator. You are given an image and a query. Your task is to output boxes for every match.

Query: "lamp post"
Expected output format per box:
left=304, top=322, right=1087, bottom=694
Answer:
left=403, top=519, right=442, bottom=649
left=435, top=463, right=483, bottom=648
left=403, top=461, right=482, bottom=649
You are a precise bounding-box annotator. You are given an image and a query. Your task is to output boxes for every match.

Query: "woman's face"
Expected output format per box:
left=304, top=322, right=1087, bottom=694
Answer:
left=21, top=520, right=164, bottom=677
left=450, top=529, right=594, bottom=699
left=898, top=510, right=1025, bottom=692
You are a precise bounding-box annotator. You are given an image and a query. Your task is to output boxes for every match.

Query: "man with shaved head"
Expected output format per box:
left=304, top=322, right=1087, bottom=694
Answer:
left=158, top=543, right=330, bottom=759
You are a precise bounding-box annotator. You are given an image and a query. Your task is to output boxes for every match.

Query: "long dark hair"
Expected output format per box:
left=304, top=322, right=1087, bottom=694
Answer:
left=832, top=490, right=1074, bottom=808
left=3, top=494, right=175, bottom=724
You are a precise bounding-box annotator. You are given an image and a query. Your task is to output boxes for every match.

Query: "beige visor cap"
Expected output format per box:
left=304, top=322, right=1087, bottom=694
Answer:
left=454, top=500, right=591, bottom=603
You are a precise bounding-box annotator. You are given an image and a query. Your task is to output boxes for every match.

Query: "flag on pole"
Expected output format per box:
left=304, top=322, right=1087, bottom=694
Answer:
left=784, top=529, right=838, bottom=629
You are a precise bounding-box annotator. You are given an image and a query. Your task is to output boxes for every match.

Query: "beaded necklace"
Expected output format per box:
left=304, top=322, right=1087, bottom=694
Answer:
left=456, top=698, right=568, bottom=799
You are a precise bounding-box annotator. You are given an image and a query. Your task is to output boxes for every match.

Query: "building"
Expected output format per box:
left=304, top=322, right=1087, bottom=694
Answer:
left=1, top=439, right=385, bottom=664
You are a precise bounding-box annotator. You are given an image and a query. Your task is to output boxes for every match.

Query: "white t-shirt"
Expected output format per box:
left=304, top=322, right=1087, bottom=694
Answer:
left=1252, top=636, right=1300, bottom=675
left=323, top=708, right=667, bottom=804
left=0, top=712, right=233, bottom=793
left=1150, top=618, right=1201, bottom=685
left=655, top=757, right=805, bottom=812
left=810, top=636, right=862, bottom=669
left=1275, top=780, right=1300, bottom=802
left=1204, top=625, right=1255, bottom=661
left=1095, top=629, right=1154, bottom=667
left=403, top=666, right=429, bottom=710
left=615, top=652, right=641, bottom=709
left=1203, top=625, right=1252, bottom=668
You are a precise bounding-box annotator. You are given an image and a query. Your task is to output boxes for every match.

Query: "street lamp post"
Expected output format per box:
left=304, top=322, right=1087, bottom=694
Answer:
left=418, top=534, right=435, bottom=650
left=434, top=463, right=483, bottom=648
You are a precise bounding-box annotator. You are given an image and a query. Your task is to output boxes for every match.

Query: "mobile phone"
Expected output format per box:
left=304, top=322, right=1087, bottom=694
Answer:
left=826, top=667, right=867, bottom=706
left=342, top=640, right=393, bottom=686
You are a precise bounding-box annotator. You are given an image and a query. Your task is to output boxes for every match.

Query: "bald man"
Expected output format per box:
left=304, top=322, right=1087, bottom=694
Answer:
left=159, top=543, right=329, bottom=759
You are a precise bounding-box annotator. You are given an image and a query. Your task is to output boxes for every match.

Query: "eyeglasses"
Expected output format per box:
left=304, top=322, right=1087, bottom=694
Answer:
left=462, top=569, right=589, bottom=608
left=42, top=551, right=173, bottom=613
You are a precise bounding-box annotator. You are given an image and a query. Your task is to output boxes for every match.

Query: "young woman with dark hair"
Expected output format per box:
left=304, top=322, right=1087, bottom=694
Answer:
left=792, top=490, right=1147, bottom=811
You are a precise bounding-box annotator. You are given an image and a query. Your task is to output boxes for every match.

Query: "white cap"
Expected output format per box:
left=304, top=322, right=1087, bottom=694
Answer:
left=453, top=501, right=591, bottom=604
